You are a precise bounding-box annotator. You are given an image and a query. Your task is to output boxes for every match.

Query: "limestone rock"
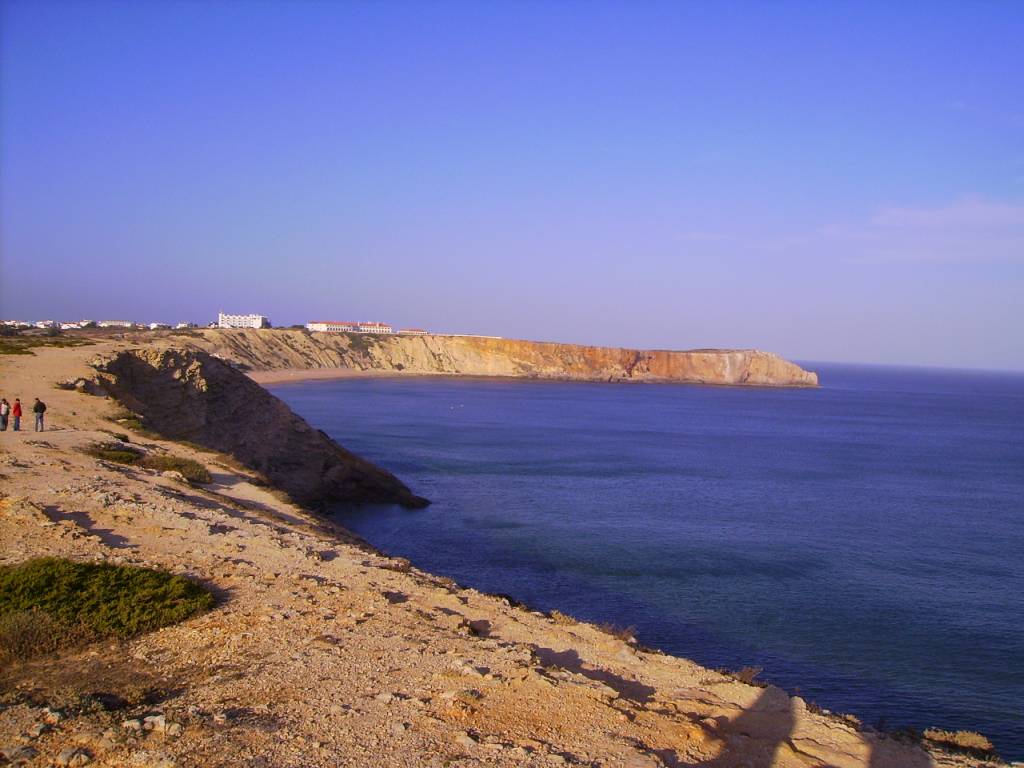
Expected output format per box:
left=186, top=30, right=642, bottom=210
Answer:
left=92, top=348, right=429, bottom=509
left=191, top=328, right=819, bottom=387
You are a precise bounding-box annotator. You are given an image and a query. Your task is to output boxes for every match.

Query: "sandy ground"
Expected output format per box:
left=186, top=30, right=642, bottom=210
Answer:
left=0, top=342, right=998, bottom=767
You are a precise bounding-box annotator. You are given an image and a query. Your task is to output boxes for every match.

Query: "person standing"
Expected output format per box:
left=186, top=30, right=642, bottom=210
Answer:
left=33, top=398, right=47, bottom=432
left=0, top=398, right=9, bottom=431
left=11, top=398, right=22, bottom=431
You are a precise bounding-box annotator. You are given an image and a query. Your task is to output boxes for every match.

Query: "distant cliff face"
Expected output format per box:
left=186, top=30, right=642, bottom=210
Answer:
left=92, top=348, right=429, bottom=509
left=191, top=330, right=819, bottom=387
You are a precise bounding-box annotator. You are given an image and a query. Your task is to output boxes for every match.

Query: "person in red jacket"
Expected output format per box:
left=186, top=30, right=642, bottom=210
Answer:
left=11, top=398, right=22, bottom=431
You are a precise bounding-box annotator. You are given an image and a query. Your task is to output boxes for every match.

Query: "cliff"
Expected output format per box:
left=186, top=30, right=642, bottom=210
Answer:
left=189, top=329, right=819, bottom=387
left=0, top=341, right=995, bottom=767
left=91, top=347, right=428, bottom=509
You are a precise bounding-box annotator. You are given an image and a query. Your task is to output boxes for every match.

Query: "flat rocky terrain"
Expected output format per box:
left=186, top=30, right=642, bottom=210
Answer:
left=0, top=340, right=998, bottom=767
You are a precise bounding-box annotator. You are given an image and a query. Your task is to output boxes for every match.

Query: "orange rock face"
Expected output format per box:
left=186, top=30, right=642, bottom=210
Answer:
left=195, top=330, right=819, bottom=388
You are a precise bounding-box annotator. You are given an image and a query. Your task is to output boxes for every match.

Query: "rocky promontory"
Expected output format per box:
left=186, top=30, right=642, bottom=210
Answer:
left=187, top=329, right=819, bottom=387
left=91, top=347, right=428, bottom=509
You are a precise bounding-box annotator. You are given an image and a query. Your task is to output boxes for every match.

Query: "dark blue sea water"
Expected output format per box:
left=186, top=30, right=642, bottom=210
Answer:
left=270, top=364, right=1024, bottom=760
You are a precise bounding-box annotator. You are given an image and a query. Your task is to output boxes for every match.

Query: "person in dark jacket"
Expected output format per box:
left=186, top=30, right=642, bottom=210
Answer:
left=11, top=398, right=22, bottom=431
left=33, top=398, right=46, bottom=432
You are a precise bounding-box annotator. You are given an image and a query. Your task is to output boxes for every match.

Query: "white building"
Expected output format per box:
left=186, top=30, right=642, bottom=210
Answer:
left=175, top=322, right=197, bottom=329
left=218, top=312, right=270, bottom=329
left=306, top=321, right=360, bottom=333
left=355, top=321, right=393, bottom=334
left=34, top=320, right=60, bottom=329
left=148, top=323, right=171, bottom=330
left=306, top=321, right=394, bottom=334
left=98, top=320, right=135, bottom=328
left=398, top=328, right=429, bottom=335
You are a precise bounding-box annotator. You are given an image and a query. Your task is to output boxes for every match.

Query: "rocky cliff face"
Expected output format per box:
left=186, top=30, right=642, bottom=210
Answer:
left=92, top=348, right=428, bottom=509
left=191, top=330, right=819, bottom=387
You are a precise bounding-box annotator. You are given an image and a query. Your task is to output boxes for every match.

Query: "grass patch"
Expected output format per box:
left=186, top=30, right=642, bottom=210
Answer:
left=84, top=442, right=212, bottom=484
left=0, top=335, right=94, bottom=356
left=0, top=558, right=213, bottom=664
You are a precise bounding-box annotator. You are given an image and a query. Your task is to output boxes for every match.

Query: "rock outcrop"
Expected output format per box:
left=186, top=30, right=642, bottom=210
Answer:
left=190, top=330, right=820, bottom=387
left=92, top=347, right=428, bottom=509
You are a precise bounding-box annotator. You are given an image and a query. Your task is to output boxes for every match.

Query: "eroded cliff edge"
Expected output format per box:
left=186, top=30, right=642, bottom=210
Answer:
left=190, top=329, right=820, bottom=387
left=91, top=347, right=429, bottom=509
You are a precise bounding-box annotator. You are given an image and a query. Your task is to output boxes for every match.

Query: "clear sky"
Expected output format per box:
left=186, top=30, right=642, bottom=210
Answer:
left=2, top=1, right=1022, bottom=370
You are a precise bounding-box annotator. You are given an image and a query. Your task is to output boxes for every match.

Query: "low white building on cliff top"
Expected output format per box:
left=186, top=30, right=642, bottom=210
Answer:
left=306, top=321, right=394, bottom=334
left=218, top=312, right=270, bottom=329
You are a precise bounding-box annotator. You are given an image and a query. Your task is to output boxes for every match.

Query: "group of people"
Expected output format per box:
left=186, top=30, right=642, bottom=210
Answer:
left=0, top=397, right=46, bottom=432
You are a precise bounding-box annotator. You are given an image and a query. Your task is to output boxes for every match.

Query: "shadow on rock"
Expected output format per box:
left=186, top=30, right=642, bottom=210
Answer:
left=533, top=647, right=657, bottom=705
left=698, top=686, right=795, bottom=768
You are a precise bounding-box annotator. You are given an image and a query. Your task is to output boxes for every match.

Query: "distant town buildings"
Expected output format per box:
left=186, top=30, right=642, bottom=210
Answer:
left=218, top=312, right=270, bottom=329
left=306, top=321, right=395, bottom=334
left=1, top=317, right=209, bottom=332
left=0, top=310, right=466, bottom=338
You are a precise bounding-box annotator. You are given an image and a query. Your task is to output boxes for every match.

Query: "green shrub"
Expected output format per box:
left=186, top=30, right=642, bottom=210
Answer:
left=85, top=443, right=144, bottom=464
left=84, top=443, right=212, bottom=484
left=140, top=455, right=213, bottom=484
left=0, top=558, right=214, bottom=646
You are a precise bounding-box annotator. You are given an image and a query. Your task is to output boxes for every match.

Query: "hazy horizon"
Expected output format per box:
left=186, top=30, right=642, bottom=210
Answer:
left=2, top=1, right=1022, bottom=371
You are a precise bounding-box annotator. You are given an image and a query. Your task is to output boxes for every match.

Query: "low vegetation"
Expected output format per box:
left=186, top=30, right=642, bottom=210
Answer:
left=0, top=609, right=69, bottom=662
left=0, top=558, right=213, bottom=665
left=0, top=335, right=95, bottom=356
left=718, top=665, right=769, bottom=688
left=345, top=332, right=379, bottom=355
left=549, top=610, right=578, bottom=626
left=923, top=728, right=997, bottom=756
left=84, top=442, right=213, bottom=484
left=595, top=622, right=637, bottom=642
left=110, top=411, right=161, bottom=439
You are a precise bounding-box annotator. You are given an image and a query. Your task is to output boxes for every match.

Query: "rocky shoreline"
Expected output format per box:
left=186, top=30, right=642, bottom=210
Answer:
left=0, top=338, right=1000, bottom=767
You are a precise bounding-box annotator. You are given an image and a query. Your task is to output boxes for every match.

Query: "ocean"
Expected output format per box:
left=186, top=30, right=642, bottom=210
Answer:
left=270, top=364, right=1024, bottom=759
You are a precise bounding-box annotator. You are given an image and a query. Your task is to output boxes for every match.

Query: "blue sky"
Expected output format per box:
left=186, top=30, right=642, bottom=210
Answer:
left=2, top=1, right=1022, bottom=369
